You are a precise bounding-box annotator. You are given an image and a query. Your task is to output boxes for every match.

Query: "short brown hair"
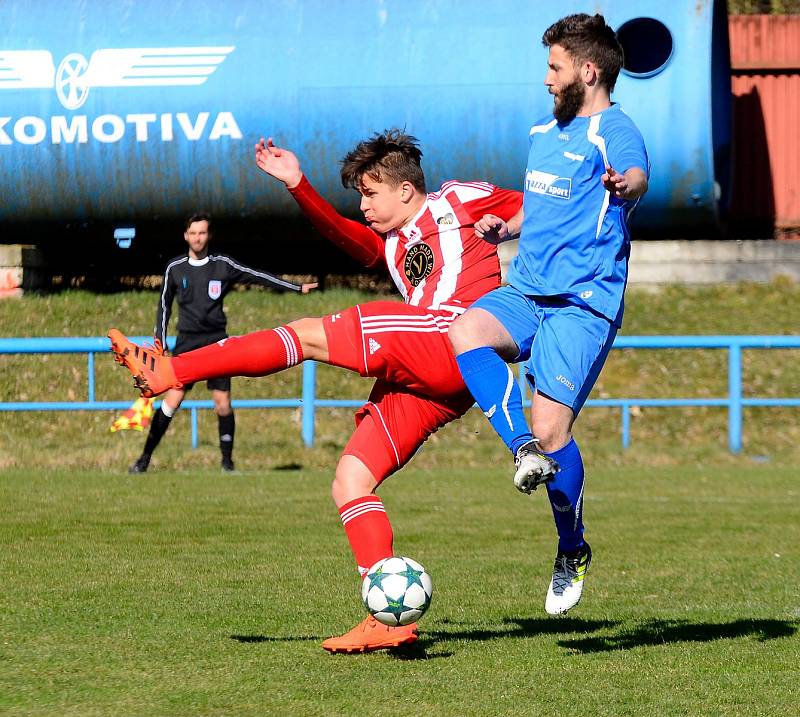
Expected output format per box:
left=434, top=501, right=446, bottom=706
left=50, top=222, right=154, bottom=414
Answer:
left=340, top=129, right=426, bottom=193
left=543, top=14, right=624, bottom=92
left=184, top=212, right=212, bottom=232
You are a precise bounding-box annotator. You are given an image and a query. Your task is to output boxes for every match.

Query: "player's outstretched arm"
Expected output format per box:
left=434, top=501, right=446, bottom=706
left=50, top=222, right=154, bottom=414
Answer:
left=255, top=137, right=304, bottom=189
left=254, top=136, right=384, bottom=268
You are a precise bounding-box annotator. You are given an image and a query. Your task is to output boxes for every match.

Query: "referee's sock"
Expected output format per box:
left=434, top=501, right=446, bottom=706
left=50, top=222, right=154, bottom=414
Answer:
left=172, top=327, right=303, bottom=384
left=218, top=412, right=235, bottom=462
left=455, top=347, right=532, bottom=455
left=142, top=405, right=173, bottom=456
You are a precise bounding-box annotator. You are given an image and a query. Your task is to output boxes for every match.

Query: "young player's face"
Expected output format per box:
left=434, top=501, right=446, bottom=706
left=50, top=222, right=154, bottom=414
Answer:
left=357, top=174, right=413, bottom=233
left=545, top=44, right=586, bottom=124
left=184, top=220, right=211, bottom=257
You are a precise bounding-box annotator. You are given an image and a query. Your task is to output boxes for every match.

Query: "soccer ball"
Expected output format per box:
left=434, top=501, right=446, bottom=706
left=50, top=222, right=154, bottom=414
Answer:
left=361, top=556, right=433, bottom=627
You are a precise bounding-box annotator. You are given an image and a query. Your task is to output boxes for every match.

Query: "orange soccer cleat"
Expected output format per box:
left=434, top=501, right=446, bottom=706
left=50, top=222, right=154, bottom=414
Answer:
left=321, top=616, right=419, bottom=654
left=108, top=329, right=181, bottom=398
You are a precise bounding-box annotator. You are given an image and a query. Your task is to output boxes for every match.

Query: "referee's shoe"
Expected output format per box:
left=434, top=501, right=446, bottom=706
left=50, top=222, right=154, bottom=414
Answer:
left=129, top=454, right=151, bottom=474
left=109, top=329, right=181, bottom=398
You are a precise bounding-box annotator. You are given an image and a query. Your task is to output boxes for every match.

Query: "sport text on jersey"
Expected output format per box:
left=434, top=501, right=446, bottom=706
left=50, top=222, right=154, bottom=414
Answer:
left=525, top=169, right=572, bottom=200
left=0, top=47, right=242, bottom=146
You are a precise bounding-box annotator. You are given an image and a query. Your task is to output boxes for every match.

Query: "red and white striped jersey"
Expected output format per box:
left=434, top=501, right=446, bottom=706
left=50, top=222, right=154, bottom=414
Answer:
left=289, top=176, right=522, bottom=311
left=383, top=180, right=521, bottom=312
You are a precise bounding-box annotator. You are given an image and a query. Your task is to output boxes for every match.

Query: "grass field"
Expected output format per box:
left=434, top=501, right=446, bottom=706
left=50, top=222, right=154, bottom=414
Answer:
left=1, top=465, right=798, bottom=716
left=1, top=282, right=799, bottom=715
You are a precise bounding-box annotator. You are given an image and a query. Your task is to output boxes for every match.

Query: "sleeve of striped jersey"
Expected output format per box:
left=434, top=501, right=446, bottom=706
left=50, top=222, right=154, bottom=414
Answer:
left=221, top=256, right=301, bottom=292
left=153, top=267, right=175, bottom=346
left=604, top=119, right=649, bottom=177
left=461, top=186, right=523, bottom=222
left=288, top=175, right=385, bottom=268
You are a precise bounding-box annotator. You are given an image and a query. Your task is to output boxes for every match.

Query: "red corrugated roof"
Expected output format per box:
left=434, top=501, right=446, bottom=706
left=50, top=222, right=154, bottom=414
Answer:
left=729, top=15, right=800, bottom=233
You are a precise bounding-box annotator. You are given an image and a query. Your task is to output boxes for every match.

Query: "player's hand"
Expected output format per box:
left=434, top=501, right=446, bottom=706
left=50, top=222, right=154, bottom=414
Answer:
left=255, top=137, right=303, bottom=189
left=601, top=165, right=630, bottom=198
left=474, top=214, right=510, bottom=245
left=301, top=282, right=319, bottom=294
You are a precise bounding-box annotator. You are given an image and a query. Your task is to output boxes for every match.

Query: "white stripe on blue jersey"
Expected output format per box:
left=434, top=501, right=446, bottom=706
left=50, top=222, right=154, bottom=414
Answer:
left=509, top=104, right=648, bottom=326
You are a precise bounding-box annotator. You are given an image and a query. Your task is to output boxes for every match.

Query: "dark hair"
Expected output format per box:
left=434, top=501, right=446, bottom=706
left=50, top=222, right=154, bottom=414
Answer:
left=184, top=212, right=212, bottom=232
left=542, top=14, right=624, bottom=92
left=340, top=129, right=426, bottom=193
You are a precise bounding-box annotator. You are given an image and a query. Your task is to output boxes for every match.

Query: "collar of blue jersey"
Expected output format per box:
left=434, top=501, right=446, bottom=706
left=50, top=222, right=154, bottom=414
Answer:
left=188, top=256, right=210, bottom=266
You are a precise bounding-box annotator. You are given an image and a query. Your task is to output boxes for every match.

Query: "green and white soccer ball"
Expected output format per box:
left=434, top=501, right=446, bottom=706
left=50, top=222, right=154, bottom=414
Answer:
left=361, top=556, right=433, bottom=626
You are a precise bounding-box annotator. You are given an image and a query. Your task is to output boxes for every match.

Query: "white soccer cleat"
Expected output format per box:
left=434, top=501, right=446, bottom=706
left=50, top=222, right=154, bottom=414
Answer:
left=545, top=542, right=592, bottom=615
left=513, top=439, right=559, bottom=493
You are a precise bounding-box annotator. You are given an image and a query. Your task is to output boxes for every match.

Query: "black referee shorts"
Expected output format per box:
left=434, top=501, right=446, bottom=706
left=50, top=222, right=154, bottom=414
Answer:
left=173, top=332, right=231, bottom=393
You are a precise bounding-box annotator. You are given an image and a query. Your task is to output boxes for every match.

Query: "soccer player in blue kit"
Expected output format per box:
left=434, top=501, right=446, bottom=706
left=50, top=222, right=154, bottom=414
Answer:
left=449, top=13, right=649, bottom=615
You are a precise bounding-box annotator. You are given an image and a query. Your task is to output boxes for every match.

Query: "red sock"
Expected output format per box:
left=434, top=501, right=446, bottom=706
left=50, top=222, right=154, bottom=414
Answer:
left=171, top=326, right=303, bottom=384
left=339, top=496, right=394, bottom=576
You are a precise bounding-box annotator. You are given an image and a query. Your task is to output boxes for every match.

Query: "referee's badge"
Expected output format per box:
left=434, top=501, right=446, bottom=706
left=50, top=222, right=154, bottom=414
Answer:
left=208, top=280, right=222, bottom=299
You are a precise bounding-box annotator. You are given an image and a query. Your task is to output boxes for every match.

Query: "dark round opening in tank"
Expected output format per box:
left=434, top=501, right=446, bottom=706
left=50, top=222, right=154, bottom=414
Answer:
left=617, top=17, right=673, bottom=78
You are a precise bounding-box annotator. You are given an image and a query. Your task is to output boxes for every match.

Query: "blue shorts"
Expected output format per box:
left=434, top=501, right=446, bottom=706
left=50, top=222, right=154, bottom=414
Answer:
left=471, top=285, right=616, bottom=414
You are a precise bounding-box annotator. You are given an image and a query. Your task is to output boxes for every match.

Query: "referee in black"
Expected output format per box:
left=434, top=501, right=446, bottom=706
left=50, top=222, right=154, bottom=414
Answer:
left=129, top=213, right=317, bottom=473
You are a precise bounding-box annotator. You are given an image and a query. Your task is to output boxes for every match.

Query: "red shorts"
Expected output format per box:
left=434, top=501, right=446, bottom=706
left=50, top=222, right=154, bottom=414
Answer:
left=322, top=301, right=474, bottom=483
left=342, top=380, right=474, bottom=484
left=322, top=301, right=467, bottom=398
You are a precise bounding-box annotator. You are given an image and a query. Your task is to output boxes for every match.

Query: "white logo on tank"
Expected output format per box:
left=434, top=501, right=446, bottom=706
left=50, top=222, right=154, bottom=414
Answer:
left=1, top=47, right=235, bottom=110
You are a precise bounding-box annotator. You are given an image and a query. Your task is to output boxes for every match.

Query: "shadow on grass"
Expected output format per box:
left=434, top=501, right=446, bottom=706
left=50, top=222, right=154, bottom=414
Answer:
left=230, top=633, right=452, bottom=659
left=559, top=618, right=798, bottom=653
left=387, top=642, right=454, bottom=660
left=230, top=617, right=612, bottom=658
left=230, top=634, right=320, bottom=643
left=427, top=616, right=617, bottom=643
left=387, top=617, right=615, bottom=661
left=232, top=618, right=797, bottom=657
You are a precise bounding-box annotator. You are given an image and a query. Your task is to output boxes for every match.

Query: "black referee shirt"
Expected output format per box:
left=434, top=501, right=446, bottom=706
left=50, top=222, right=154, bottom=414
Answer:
left=154, top=254, right=301, bottom=345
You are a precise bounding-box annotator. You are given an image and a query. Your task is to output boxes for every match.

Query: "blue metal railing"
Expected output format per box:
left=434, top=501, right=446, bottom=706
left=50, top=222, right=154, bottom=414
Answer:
left=0, top=335, right=798, bottom=453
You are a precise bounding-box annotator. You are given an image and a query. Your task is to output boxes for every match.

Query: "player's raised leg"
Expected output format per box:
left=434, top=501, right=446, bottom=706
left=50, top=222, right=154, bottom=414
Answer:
left=108, top=318, right=327, bottom=397
left=448, top=292, right=559, bottom=491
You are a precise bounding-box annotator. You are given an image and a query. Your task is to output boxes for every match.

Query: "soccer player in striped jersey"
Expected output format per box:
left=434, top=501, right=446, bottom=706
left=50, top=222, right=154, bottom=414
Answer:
left=127, top=213, right=317, bottom=475
left=449, top=14, right=649, bottom=617
left=109, top=129, right=521, bottom=652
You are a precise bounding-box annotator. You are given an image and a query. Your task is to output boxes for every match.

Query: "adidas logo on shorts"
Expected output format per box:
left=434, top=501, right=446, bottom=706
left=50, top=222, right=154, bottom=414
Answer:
left=368, top=338, right=382, bottom=355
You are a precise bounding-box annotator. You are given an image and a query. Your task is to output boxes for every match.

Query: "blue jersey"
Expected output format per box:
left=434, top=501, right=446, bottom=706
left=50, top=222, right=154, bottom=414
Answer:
left=508, top=103, right=648, bottom=326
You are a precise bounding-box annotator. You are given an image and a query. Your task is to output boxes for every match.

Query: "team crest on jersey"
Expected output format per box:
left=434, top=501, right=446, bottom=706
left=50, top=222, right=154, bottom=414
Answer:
left=208, top=280, right=222, bottom=299
left=404, top=243, right=434, bottom=286
left=436, top=213, right=455, bottom=226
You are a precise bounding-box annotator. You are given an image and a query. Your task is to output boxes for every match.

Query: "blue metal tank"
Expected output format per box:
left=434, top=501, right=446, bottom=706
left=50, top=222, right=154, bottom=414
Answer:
left=0, top=0, right=730, bottom=235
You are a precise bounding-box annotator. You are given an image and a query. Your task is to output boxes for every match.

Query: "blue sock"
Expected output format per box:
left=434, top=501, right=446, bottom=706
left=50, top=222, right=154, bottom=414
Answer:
left=544, top=438, right=586, bottom=553
left=456, top=347, right=532, bottom=454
